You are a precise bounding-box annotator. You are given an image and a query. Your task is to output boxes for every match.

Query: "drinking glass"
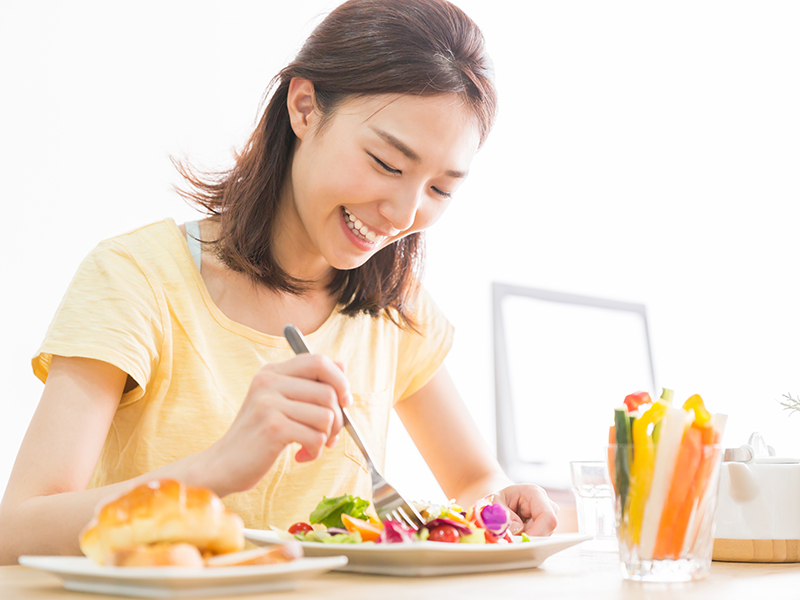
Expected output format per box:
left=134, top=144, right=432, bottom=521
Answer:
left=569, top=461, right=615, bottom=539
left=608, top=443, right=723, bottom=582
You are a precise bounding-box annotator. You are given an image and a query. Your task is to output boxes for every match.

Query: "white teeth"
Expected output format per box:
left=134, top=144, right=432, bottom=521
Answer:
left=342, top=206, right=382, bottom=244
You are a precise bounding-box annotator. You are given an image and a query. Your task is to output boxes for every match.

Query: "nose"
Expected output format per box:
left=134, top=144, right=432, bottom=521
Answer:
left=378, top=185, right=423, bottom=233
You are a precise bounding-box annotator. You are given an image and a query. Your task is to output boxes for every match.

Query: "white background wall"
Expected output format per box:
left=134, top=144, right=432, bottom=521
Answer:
left=2, top=1, right=799, bottom=504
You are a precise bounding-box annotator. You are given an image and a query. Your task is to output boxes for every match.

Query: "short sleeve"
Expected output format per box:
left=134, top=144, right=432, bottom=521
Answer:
left=32, top=240, right=164, bottom=402
left=393, top=287, right=454, bottom=403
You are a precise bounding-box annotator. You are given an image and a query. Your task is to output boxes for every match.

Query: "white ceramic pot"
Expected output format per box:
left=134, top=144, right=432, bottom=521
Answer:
left=714, top=436, right=800, bottom=540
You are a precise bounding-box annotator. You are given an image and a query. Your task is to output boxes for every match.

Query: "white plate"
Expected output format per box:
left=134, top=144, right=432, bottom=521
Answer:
left=18, top=555, right=348, bottom=598
left=244, top=529, right=591, bottom=576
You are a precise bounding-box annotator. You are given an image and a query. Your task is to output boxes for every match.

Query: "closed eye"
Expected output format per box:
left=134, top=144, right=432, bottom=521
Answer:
left=369, top=153, right=401, bottom=175
left=431, top=187, right=452, bottom=199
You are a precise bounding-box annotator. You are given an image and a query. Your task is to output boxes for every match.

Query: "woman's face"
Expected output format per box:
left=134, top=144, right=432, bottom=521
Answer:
left=283, top=82, right=481, bottom=273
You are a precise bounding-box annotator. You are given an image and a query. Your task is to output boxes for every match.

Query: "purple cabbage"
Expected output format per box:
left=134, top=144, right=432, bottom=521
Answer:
left=423, top=518, right=473, bottom=536
left=480, top=503, right=511, bottom=537
left=376, top=520, right=415, bottom=544
left=326, top=527, right=350, bottom=536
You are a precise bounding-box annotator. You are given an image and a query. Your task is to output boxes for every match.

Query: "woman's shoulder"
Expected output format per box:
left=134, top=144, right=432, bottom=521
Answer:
left=65, top=219, right=197, bottom=302
left=88, top=219, right=189, bottom=270
left=403, top=284, right=450, bottom=333
left=98, top=218, right=181, bottom=251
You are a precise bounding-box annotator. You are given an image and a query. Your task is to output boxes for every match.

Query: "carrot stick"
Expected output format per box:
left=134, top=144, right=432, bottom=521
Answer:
left=678, top=427, right=721, bottom=556
left=665, top=424, right=716, bottom=557
left=652, top=426, right=702, bottom=559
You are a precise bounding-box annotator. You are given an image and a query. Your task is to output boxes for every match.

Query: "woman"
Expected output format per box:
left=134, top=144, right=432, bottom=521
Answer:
left=0, top=0, right=557, bottom=563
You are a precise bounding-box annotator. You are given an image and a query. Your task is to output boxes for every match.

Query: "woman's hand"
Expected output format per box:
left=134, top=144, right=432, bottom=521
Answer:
left=495, top=484, right=559, bottom=536
left=204, top=353, right=352, bottom=495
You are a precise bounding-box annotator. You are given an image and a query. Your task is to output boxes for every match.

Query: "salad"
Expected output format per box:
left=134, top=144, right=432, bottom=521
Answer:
left=282, top=494, right=527, bottom=545
left=609, top=388, right=725, bottom=562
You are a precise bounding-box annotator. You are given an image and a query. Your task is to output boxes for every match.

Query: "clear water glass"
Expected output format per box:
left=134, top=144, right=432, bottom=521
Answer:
left=608, top=443, right=723, bottom=582
left=570, top=461, right=615, bottom=539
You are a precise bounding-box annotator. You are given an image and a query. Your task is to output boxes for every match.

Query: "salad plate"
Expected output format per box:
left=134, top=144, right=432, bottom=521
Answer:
left=18, top=554, right=348, bottom=598
left=244, top=529, right=591, bottom=576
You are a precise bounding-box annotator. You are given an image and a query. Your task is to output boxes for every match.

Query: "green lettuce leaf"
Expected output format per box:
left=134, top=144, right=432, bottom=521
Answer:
left=321, top=532, right=362, bottom=544
left=309, top=494, right=370, bottom=529
left=295, top=530, right=363, bottom=544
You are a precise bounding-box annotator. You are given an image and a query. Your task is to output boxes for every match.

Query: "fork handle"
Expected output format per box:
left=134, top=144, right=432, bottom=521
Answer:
left=283, top=324, right=380, bottom=471
left=340, top=407, right=380, bottom=472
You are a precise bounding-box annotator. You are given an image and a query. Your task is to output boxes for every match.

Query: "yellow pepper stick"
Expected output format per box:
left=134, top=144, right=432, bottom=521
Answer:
left=683, top=394, right=712, bottom=427
left=626, top=400, right=667, bottom=546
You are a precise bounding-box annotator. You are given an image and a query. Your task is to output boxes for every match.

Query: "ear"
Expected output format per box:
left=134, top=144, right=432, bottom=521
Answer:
left=287, top=78, right=318, bottom=139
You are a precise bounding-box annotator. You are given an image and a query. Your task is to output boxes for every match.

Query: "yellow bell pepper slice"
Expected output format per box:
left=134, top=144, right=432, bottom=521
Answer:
left=683, top=394, right=712, bottom=427
left=626, top=400, right=668, bottom=546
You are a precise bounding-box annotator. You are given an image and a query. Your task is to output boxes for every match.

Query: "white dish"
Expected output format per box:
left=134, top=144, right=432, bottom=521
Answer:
left=244, top=529, right=591, bottom=576
left=716, top=460, right=800, bottom=540
left=18, top=555, right=347, bottom=598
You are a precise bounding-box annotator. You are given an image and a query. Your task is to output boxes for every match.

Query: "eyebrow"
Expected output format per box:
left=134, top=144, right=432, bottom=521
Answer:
left=369, top=126, right=468, bottom=179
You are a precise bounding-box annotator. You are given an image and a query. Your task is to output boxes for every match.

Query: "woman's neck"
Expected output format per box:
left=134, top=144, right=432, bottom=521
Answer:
left=192, top=219, right=338, bottom=337
left=270, top=187, right=335, bottom=287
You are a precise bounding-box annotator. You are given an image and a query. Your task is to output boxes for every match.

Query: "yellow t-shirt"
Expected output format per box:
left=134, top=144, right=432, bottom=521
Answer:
left=32, top=219, right=453, bottom=529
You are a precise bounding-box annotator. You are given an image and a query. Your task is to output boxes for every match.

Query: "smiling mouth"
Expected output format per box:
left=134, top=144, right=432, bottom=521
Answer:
left=341, top=206, right=385, bottom=244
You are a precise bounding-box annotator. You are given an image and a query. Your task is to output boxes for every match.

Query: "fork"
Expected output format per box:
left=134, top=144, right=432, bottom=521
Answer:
left=283, top=324, right=426, bottom=531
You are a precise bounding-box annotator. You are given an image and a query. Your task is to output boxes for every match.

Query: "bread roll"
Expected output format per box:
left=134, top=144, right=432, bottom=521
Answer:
left=204, top=542, right=303, bottom=568
left=109, top=543, right=205, bottom=568
left=80, top=479, right=244, bottom=565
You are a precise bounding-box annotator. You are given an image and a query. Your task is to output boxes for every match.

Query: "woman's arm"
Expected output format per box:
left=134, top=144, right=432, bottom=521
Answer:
left=0, top=352, right=351, bottom=564
left=394, top=366, right=558, bottom=535
left=0, top=356, right=219, bottom=563
left=1, top=356, right=135, bottom=562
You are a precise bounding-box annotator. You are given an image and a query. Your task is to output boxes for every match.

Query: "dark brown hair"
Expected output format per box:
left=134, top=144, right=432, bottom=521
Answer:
left=176, top=0, right=497, bottom=329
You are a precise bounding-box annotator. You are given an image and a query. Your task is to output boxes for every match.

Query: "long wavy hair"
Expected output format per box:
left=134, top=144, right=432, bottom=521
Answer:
left=175, top=0, right=497, bottom=329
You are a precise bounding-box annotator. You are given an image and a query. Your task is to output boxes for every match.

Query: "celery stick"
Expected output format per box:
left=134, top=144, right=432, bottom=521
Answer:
left=614, top=409, right=632, bottom=509
left=638, top=406, right=692, bottom=560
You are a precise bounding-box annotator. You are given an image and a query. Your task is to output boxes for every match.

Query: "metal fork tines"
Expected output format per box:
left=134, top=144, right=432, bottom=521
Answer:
left=341, top=408, right=425, bottom=531
left=283, top=324, right=426, bottom=532
left=371, top=476, right=426, bottom=531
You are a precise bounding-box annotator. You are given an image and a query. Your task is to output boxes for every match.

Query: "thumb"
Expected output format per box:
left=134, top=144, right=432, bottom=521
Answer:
left=508, top=509, right=524, bottom=535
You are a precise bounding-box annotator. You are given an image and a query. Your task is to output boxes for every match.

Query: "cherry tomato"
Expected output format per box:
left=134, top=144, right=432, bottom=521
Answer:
left=483, top=529, right=514, bottom=543
left=288, top=522, right=313, bottom=535
left=428, top=525, right=460, bottom=543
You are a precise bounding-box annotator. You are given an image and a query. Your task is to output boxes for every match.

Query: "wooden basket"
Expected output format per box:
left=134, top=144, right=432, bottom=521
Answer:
left=713, top=538, right=800, bottom=563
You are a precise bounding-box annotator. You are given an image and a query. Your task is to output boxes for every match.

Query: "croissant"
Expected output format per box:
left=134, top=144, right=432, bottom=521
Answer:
left=79, top=479, right=245, bottom=565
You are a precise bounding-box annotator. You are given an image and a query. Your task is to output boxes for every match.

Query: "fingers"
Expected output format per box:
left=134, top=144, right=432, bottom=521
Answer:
left=264, top=375, right=345, bottom=442
left=279, top=395, right=343, bottom=450
left=508, top=513, right=525, bottom=535
left=267, top=410, right=331, bottom=463
left=499, top=484, right=560, bottom=537
left=264, top=354, right=352, bottom=408
left=213, top=354, right=355, bottom=492
left=246, top=354, right=352, bottom=455
left=525, top=504, right=559, bottom=536
left=254, top=354, right=352, bottom=435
